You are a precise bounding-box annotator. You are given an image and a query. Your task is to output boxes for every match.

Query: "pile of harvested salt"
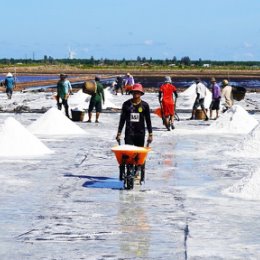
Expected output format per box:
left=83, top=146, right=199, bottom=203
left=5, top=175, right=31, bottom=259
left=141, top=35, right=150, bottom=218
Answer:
left=207, top=105, right=258, bottom=134
left=112, top=144, right=148, bottom=151
left=222, top=168, right=260, bottom=200
left=28, top=107, right=87, bottom=136
left=0, top=117, right=53, bottom=157
left=178, top=83, right=212, bottom=109
left=228, top=123, right=260, bottom=158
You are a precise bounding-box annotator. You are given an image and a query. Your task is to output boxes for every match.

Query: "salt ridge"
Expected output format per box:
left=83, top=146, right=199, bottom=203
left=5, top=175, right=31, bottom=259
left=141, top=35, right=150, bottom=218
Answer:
left=222, top=168, right=260, bottom=200
left=207, top=105, right=258, bottom=134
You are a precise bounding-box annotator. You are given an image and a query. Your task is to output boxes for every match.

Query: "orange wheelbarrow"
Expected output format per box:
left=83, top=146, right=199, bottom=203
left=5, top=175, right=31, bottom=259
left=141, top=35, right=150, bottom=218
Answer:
left=111, top=145, right=151, bottom=189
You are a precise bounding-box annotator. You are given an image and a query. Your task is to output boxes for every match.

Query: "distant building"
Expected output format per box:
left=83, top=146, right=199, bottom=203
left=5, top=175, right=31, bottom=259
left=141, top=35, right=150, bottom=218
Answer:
left=202, top=64, right=210, bottom=67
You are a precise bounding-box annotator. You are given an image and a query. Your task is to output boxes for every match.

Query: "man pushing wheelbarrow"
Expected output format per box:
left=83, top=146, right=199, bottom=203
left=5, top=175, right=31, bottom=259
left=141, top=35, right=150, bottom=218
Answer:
left=113, top=83, right=153, bottom=189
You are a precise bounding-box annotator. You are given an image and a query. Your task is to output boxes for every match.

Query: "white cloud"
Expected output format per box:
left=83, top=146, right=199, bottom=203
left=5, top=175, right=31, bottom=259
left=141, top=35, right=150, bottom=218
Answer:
left=243, top=42, right=253, bottom=48
left=244, top=52, right=254, bottom=58
left=144, top=40, right=153, bottom=46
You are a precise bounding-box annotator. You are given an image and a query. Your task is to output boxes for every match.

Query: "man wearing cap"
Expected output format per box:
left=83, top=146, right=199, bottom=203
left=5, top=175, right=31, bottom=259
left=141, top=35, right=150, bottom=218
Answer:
left=4, top=72, right=16, bottom=99
left=209, top=77, right=221, bottom=119
left=57, top=73, right=72, bottom=118
left=221, top=79, right=234, bottom=112
left=159, top=76, right=178, bottom=130
left=87, top=76, right=105, bottom=123
left=190, top=78, right=209, bottom=120
left=116, top=83, right=153, bottom=182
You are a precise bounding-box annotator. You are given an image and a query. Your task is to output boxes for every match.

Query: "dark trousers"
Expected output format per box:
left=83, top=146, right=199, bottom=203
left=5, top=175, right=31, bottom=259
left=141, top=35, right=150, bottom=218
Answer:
left=57, top=98, right=69, bottom=117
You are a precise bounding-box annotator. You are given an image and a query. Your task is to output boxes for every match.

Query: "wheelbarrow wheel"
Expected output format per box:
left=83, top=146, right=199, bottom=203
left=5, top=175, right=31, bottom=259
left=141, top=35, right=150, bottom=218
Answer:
left=140, top=164, right=145, bottom=183
left=119, top=164, right=125, bottom=181
left=125, top=165, right=134, bottom=189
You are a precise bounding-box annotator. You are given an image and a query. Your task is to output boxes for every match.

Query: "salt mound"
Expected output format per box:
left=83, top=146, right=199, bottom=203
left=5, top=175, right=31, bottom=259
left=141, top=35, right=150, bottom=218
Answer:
left=68, top=88, right=118, bottom=110
left=103, top=88, right=118, bottom=109
left=178, top=83, right=212, bottom=109
left=207, top=105, right=258, bottom=134
left=68, top=89, right=90, bottom=110
left=222, top=169, right=260, bottom=200
left=0, top=117, right=53, bottom=157
left=228, top=124, right=260, bottom=158
left=112, top=144, right=147, bottom=151
left=28, top=107, right=87, bottom=135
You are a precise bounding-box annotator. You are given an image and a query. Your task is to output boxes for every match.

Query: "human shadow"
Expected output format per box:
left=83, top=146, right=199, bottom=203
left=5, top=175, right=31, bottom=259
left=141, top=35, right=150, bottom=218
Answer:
left=64, top=173, right=123, bottom=190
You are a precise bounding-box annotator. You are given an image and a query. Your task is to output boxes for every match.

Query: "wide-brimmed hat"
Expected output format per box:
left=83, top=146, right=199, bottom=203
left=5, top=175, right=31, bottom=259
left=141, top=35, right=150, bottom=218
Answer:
left=222, top=79, right=229, bottom=86
left=6, top=72, right=13, bottom=77
left=131, top=83, right=144, bottom=95
left=60, top=73, right=67, bottom=78
left=164, top=76, right=172, bottom=83
left=95, top=75, right=101, bottom=81
left=210, top=77, right=216, bottom=82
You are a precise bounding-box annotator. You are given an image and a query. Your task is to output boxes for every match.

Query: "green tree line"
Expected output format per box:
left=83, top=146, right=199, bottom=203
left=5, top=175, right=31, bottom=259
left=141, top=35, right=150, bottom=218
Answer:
left=1, top=56, right=260, bottom=68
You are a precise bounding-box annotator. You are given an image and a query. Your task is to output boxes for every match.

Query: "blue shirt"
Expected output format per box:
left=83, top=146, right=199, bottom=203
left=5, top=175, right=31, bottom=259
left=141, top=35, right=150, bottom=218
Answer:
left=5, top=77, right=15, bottom=89
left=57, top=79, right=71, bottom=99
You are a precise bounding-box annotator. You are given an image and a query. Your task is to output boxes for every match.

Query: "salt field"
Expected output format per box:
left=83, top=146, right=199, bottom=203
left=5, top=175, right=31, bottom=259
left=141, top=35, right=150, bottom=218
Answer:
left=0, top=86, right=260, bottom=259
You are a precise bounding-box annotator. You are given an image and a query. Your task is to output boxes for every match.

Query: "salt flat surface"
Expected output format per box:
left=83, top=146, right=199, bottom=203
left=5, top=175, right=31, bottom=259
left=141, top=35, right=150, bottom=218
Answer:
left=0, top=89, right=260, bottom=259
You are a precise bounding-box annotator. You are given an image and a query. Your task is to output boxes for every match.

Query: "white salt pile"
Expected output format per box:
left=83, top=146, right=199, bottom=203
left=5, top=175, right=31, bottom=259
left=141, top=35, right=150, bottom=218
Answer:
left=112, top=144, right=148, bottom=151
left=207, top=105, right=258, bottom=134
left=227, top=123, right=260, bottom=158
left=68, top=88, right=118, bottom=110
left=222, top=168, right=260, bottom=200
left=178, top=83, right=212, bottom=109
left=103, top=88, right=118, bottom=109
left=28, top=107, right=87, bottom=136
left=0, top=117, right=53, bottom=157
left=68, top=89, right=90, bottom=110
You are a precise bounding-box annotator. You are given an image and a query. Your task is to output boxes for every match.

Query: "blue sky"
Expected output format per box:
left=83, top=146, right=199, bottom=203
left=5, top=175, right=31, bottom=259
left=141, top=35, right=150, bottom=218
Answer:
left=1, top=0, right=260, bottom=61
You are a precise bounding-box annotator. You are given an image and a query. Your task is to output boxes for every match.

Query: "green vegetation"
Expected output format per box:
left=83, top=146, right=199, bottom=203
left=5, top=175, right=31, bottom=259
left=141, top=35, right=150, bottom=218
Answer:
left=1, top=56, right=260, bottom=70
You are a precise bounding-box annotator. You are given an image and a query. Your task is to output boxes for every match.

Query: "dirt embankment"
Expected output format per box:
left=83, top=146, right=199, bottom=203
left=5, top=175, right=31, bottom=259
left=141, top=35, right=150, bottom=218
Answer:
left=1, top=65, right=260, bottom=91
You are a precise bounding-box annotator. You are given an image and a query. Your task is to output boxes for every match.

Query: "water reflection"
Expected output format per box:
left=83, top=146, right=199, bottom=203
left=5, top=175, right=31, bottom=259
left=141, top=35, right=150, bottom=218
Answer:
left=117, top=191, right=150, bottom=258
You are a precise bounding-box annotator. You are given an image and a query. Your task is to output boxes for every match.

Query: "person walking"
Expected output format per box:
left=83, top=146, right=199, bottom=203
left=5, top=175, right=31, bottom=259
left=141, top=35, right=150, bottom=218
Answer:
left=87, top=76, right=105, bottom=123
left=115, top=75, right=124, bottom=95
left=209, top=77, right=221, bottom=120
left=4, top=72, right=16, bottom=99
left=116, top=83, right=153, bottom=183
left=190, top=78, right=209, bottom=120
left=221, top=79, right=234, bottom=112
left=124, top=73, right=135, bottom=94
left=159, top=76, right=178, bottom=130
left=56, top=73, right=72, bottom=118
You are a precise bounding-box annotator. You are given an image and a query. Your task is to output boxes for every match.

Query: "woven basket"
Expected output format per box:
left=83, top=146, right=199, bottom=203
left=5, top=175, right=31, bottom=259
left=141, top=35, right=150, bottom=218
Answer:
left=195, top=109, right=207, bottom=120
left=71, top=110, right=85, bottom=122
left=82, top=80, right=97, bottom=95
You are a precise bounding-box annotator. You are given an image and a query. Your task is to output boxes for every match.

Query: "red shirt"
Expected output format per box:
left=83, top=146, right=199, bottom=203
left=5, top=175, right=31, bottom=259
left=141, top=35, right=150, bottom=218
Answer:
left=160, top=83, right=177, bottom=116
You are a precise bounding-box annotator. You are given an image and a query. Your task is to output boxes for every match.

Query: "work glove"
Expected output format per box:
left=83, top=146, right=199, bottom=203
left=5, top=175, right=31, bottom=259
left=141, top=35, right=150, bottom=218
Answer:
left=147, top=134, right=153, bottom=145
left=116, top=132, right=121, bottom=144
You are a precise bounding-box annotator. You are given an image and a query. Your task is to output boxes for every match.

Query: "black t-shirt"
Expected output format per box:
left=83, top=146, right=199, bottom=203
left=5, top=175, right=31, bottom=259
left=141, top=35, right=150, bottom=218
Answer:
left=118, top=99, right=152, bottom=136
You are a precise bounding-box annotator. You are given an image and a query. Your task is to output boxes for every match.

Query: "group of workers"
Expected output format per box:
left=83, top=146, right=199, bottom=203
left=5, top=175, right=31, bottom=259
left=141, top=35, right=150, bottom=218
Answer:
left=190, top=77, right=234, bottom=121
left=0, top=71, right=235, bottom=184
left=112, top=73, right=135, bottom=95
